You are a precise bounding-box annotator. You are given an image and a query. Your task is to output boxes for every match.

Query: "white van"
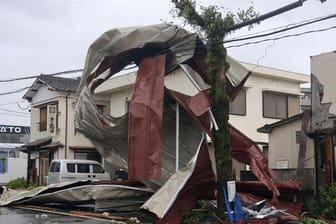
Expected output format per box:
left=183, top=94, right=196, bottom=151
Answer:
left=47, top=159, right=111, bottom=184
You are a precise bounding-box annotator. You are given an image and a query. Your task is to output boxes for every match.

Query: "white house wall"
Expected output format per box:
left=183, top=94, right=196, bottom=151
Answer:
left=229, top=72, right=304, bottom=143
left=164, top=70, right=199, bottom=96
left=268, top=119, right=314, bottom=169
left=0, top=158, right=27, bottom=185
left=106, top=69, right=200, bottom=117
left=30, top=86, right=63, bottom=104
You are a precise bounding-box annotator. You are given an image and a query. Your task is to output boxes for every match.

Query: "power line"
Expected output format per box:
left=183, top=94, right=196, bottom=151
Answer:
left=223, top=13, right=336, bottom=44
left=0, top=69, right=83, bottom=83
left=0, top=87, right=30, bottom=96
left=0, top=14, right=334, bottom=87
left=226, top=25, right=336, bottom=48
left=223, top=0, right=308, bottom=32
left=0, top=64, right=138, bottom=83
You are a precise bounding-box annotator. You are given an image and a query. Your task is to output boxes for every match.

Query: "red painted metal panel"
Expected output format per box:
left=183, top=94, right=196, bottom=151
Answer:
left=128, top=54, right=166, bottom=180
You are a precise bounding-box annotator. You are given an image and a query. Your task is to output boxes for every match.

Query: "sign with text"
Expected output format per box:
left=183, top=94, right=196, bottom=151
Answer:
left=0, top=125, right=30, bottom=135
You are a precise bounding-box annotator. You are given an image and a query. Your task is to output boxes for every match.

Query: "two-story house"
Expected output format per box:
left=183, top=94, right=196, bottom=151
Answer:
left=95, top=61, right=309, bottom=178
left=22, top=75, right=110, bottom=185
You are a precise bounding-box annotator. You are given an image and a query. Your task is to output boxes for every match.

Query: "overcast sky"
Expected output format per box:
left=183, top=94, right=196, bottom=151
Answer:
left=0, top=0, right=335, bottom=126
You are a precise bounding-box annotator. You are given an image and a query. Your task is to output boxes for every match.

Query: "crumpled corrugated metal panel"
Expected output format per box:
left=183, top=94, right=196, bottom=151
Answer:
left=167, top=89, right=279, bottom=196
left=75, top=86, right=205, bottom=189
left=73, top=23, right=276, bottom=222
left=74, top=24, right=252, bottom=177
left=128, top=54, right=165, bottom=180
left=76, top=24, right=206, bottom=95
left=237, top=181, right=302, bottom=223
left=141, top=136, right=216, bottom=223
left=230, top=125, right=279, bottom=197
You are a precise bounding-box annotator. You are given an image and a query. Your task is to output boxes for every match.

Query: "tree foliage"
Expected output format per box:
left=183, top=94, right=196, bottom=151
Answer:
left=171, top=0, right=258, bottom=218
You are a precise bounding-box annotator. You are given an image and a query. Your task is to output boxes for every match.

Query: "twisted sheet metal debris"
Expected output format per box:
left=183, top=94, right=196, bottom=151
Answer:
left=71, top=23, right=288, bottom=222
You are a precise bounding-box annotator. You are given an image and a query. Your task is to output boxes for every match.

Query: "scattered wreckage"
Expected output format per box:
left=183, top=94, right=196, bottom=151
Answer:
left=2, top=24, right=305, bottom=223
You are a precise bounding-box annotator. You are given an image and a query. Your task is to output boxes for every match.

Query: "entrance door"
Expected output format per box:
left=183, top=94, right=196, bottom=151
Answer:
left=39, top=152, right=50, bottom=186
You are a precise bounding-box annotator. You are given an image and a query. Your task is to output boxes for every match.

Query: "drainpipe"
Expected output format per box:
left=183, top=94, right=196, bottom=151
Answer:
left=64, top=91, right=71, bottom=159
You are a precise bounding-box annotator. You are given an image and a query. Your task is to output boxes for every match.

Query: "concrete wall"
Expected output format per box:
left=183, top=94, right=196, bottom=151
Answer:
left=0, top=158, right=27, bottom=185
left=311, top=51, right=336, bottom=114
left=274, top=168, right=314, bottom=190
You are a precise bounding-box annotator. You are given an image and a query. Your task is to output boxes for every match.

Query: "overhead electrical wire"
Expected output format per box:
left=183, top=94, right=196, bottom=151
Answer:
left=0, top=69, right=83, bottom=83
left=0, top=87, right=30, bottom=96
left=226, top=25, right=336, bottom=48
left=223, top=13, right=336, bottom=44
left=0, top=13, right=335, bottom=87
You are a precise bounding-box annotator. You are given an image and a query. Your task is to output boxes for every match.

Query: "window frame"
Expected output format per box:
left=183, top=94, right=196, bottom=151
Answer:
left=39, top=106, right=47, bottom=131
left=77, top=163, right=90, bottom=173
left=262, top=91, right=288, bottom=119
left=229, top=89, right=247, bottom=116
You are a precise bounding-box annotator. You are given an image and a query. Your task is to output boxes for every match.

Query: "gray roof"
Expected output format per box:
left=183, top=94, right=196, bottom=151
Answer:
left=38, top=75, right=80, bottom=92
left=23, top=75, right=80, bottom=101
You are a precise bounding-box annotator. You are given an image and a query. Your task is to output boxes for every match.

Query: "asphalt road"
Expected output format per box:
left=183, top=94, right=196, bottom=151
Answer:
left=0, top=207, right=117, bottom=224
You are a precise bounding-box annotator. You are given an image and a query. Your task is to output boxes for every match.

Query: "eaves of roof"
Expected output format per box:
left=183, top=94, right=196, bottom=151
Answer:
left=23, top=75, right=80, bottom=101
left=257, top=112, right=304, bottom=133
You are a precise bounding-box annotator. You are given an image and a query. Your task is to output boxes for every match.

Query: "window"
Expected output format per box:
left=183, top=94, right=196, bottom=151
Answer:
left=96, top=105, right=105, bottom=113
left=50, top=162, right=60, bottom=173
left=230, top=89, right=246, bottom=116
left=0, top=158, right=8, bottom=174
left=67, top=163, right=76, bottom=173
left=39, top=107, right=47, bottom=131
left=92, top=164, right=105, bottom=173
left=74, top=151, right=102, bottom=163
left=296, top=131, right=302, bottom=144
left=77, top=164, right=90, bottom=173
left=263, top=92, right=287, bottom=119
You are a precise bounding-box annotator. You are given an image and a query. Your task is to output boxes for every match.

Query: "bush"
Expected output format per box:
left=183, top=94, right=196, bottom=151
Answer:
left=7, top=177, right=27, bottom=189
left=301, top=217, right=327, bottom=224
left=319, top=184, right=336, bottom=220
left=303, top=184, right=336, bottom=220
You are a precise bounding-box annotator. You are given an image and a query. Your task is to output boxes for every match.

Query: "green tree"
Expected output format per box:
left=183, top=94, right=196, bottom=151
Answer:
left=171, top=0, right=258, bottom=218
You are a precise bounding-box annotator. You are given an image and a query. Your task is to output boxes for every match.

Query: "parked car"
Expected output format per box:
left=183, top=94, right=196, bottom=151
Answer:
left=47, top=159, right=111, bottom=184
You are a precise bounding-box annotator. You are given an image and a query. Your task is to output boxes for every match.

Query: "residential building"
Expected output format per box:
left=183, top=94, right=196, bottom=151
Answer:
left=256, top=51, right=336, bottom=191
left=257, top=113, right=315, bottom=189
left=230, top=62, right=309, bottom=146
left=0, top=125, right=30, bottom=185
left=96, top=62, right=309, bottom=178
left=22, top=75, right=111, bottom=185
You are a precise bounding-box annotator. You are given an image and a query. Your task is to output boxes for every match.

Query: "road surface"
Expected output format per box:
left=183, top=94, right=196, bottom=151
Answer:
left=0, top=207, right=118, bottom=224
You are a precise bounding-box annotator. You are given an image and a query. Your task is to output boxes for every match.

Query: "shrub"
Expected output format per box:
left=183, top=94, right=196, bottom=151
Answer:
left=301, top=217, right=327, bottom=224
left=304, top=184, right=336, bottom=220
left=6, top=177, right=27, bottom=189
left=319, top=183, right=336, bottom=220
